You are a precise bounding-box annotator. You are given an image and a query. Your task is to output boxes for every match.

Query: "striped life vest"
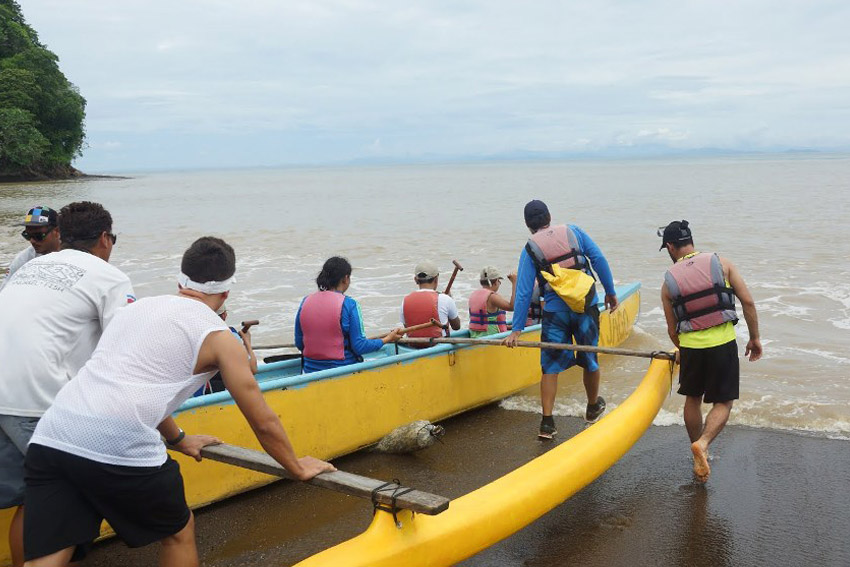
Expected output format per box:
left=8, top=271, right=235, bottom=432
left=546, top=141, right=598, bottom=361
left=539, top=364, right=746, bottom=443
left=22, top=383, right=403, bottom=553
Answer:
left=403, top=291, right=444, bottom=338
left=664, top=252, right=738, bottom=334
left=468, top=288, right=507, bottom=333
left=300, top=291, right=346, bottom=360
left=525, top=225, right=591, bottom=289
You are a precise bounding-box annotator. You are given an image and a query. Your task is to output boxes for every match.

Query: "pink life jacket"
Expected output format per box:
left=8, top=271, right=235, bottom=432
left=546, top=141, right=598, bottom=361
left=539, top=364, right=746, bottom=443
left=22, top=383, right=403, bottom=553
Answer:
left=664, top=252, right=738, bottom=333
left=403, top=291, right=444, bottom=339
left=526, top=224, right=590, bottom=278
left=300, top=291, right=346, bottom=360
left=468, top=288, right=507, bottom=333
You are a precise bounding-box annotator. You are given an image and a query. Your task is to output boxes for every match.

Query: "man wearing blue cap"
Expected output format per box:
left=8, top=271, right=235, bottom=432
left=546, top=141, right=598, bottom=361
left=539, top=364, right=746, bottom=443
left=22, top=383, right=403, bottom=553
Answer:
left=504, top=200, right=618, bottom=439
left=0, top=206, right=61, bottom=292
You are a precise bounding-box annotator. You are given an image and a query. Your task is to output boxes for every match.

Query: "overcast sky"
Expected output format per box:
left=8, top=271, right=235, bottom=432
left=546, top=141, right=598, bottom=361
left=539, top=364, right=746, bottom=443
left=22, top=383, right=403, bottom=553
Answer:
left=21, top=1, right=850, bottom=172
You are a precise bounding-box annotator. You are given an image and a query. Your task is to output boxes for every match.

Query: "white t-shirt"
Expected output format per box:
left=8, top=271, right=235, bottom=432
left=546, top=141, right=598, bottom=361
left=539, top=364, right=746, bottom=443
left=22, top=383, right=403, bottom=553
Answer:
left=31, top=295, right=229, bottom=467
left=0, top=246, right=37, bottom=291
left=0, top=249, right=135, bottom=417
left=399, top=289, right=459, bottom=326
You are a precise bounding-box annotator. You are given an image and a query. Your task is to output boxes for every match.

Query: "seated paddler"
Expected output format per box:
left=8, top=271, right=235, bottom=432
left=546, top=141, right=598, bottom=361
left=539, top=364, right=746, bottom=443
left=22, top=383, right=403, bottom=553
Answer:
left=295, top=256, right=402, bottom=373
left=400, top=260, right=461, bottom=347
left=468, top=266, right=517, bottom=337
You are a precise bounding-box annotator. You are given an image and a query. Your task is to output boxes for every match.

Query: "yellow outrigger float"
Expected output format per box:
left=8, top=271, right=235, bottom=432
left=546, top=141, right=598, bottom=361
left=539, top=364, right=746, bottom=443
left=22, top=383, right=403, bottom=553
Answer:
left=0, top=284, right=640, bottom=566
left=296, top=354, right=674, bottom=566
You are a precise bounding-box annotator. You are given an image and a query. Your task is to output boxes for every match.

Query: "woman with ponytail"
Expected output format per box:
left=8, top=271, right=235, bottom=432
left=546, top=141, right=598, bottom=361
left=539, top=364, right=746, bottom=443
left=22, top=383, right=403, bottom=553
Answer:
left=295, top=256, right=402, bottom=373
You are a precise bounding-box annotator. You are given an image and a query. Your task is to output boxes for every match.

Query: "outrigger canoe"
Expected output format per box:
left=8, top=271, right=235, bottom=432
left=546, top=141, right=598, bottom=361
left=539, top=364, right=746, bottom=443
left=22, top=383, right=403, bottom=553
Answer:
left=296, top=355, right=674, bottom=566
left=0, top=283, right=640, bottom=566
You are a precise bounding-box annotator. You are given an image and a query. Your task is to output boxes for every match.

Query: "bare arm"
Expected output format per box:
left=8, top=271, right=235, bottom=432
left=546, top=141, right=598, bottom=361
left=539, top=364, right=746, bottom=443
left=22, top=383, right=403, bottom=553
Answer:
left=204, top=331, right=335, bottom=479
left=660, top=282, right=680, bottom=348
left=157, top=416, right=221, bottom=462
left=489, top=273, right=517, bottom=312
left=722, top=257, right=762, bottom=361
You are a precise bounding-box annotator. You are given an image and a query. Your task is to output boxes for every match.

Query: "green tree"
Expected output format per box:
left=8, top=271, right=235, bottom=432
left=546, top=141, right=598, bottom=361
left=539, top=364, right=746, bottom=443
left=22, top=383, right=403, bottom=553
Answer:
left=0, top=0, right=85, bottom=177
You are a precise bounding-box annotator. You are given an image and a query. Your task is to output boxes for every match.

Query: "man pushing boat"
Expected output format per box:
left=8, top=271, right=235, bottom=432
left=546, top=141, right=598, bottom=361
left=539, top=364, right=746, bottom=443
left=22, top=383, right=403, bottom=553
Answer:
left=503, top=200, right=618, bottom=439
left=21, top=237, right=334, bottom=566
left=658, top=220, right=762, bottom=482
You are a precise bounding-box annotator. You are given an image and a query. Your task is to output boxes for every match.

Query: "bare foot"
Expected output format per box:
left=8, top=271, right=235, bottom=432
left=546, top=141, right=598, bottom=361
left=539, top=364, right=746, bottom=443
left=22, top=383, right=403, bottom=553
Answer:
left=691, top=441, right=710, bottom=482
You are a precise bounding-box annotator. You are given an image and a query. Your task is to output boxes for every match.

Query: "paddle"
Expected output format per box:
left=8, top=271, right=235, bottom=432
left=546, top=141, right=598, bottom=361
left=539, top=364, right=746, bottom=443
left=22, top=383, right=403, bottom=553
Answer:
left=397, top=336, right=677, bottom=361
left=443, top=260, right=463, bottom=296
left=254, top=319, right=442, bottom=351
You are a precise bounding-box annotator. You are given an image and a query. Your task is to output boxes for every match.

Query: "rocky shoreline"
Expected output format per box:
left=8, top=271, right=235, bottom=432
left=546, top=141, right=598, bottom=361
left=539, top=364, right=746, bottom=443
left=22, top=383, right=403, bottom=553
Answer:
left=0, top=166, right=128, bottom=183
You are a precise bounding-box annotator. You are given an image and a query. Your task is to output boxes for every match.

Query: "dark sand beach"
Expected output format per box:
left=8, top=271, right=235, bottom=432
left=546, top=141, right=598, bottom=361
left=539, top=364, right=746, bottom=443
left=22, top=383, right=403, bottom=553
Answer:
left=84, top=403, right=850, bottom=567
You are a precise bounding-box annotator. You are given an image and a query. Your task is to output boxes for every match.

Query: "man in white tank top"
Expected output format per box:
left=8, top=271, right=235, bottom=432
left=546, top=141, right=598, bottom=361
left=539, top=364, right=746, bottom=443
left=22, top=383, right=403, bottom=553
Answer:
left=0, top=201, right=134, bottom=567
left=23, top=237, right=335, bottom=567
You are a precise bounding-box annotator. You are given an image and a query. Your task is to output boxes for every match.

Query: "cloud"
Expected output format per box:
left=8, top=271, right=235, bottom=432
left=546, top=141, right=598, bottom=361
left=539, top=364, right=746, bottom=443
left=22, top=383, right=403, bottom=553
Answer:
left=18, top=0, right=850, bottom=170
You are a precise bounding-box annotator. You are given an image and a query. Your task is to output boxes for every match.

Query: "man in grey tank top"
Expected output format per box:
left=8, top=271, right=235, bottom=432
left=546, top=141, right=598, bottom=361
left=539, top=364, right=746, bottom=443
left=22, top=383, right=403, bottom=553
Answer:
left=23, top=237, right=335, bottom=566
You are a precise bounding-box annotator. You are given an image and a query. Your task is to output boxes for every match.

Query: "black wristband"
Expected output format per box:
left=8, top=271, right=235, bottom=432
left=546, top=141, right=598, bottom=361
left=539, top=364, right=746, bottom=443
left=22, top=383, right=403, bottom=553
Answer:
left=166, top=428, right=185, bottom=446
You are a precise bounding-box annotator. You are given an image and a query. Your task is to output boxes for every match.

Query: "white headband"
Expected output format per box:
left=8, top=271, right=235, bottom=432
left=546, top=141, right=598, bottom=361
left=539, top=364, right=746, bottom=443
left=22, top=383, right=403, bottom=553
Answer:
left=178, top=272, right=236, bottom=294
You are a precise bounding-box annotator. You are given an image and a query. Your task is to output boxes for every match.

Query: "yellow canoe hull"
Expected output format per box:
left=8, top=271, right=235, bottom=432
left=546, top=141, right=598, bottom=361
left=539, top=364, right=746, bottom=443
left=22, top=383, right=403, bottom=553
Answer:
left=0, top=286, right=640, bottom=566
left=295, top=355, right=673, bottom=567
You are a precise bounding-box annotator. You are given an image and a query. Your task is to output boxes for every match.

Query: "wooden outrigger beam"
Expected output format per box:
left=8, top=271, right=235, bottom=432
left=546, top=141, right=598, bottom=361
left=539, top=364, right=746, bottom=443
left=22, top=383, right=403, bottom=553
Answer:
left=200, top=444, right=450, bottom=515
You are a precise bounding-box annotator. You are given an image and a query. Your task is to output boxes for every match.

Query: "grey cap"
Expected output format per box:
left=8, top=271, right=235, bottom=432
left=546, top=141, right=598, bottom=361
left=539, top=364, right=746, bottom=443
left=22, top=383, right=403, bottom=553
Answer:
left=414, top=261, right=439, bottom=280
left=480, top=266, right=503, bottom=280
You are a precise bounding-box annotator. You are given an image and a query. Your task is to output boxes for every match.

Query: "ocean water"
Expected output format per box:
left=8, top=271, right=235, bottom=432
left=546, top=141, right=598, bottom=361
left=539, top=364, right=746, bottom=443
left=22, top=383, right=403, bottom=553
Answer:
left=1, top=155, right=848, bottom=439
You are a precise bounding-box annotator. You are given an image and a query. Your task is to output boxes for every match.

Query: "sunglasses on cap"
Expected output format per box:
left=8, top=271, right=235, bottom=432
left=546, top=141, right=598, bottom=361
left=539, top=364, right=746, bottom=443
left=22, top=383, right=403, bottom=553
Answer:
left=21, top=227, right=55, bottom=242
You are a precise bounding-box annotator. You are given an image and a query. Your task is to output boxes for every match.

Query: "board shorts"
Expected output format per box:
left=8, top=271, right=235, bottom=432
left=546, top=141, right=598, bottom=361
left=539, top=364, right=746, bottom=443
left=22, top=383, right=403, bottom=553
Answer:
left=678, top=339, right=740, bottom=403
left=0, top=414, right=40, bottom=508
left=24, top=444, right=191, bottom=562
left=539, top=306, right=600, bottom=374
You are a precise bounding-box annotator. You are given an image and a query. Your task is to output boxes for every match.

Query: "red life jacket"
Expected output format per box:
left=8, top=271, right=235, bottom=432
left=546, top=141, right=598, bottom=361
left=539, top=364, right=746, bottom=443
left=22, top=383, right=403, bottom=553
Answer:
left=525, top=225, right=591, bottom=289
left=300, top=291, right=346, bottom=360
left=664, top=252, right=738, bottom=333
left=403, top=291, right=444, bottom=338
left=468, top=288, right=507, bottom=333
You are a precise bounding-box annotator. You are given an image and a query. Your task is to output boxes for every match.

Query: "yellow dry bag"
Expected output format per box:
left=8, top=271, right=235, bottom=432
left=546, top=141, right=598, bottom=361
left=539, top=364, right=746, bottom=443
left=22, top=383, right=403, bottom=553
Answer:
left=540, top=264, right=596, bottom=313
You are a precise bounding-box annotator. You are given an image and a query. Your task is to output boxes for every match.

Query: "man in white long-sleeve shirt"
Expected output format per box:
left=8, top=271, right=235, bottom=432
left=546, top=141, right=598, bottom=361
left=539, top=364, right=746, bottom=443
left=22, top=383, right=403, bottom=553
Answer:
left=0, top=206, right=61, bottom=292
left=0, top=201, right=134, bottom=567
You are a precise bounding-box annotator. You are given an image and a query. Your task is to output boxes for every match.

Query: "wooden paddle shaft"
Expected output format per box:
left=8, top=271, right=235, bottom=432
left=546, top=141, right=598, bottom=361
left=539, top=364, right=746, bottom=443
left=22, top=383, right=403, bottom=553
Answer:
left=200, top=443, right=449, bottom=515
left=253, top=319, right=442, bottom=351
left=398, top=336, right=676, bottom=361
left=443, top=260, right=463, bottom=295
left=366, top=318, right=440, bottom=340
left=240, top=320, right=259, bottom=332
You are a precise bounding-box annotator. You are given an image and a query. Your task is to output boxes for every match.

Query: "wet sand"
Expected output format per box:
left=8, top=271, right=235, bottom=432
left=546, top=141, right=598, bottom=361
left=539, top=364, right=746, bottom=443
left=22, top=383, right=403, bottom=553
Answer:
left=85, top=404, right=850, bottom=566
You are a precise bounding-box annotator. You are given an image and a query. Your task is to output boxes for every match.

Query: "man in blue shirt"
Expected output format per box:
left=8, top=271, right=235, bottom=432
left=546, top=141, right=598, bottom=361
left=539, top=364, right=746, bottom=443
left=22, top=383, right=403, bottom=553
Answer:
left=504, top=200, right=618, bottom=439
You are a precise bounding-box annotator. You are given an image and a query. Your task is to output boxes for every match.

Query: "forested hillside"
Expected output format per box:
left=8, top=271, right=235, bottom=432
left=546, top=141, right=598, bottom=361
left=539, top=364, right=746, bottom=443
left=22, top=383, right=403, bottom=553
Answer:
left=0, top=0, right=86, bottom=180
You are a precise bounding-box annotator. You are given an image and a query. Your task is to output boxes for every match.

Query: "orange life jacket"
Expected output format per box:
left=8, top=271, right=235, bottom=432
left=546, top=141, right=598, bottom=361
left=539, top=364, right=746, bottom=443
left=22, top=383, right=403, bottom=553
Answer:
left=402, top=291, right=444, bottom=339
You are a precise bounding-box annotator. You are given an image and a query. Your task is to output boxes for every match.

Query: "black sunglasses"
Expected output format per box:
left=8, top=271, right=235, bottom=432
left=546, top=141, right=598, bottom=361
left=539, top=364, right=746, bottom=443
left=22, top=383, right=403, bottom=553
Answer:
left=21, top=227, right=55, bottom=242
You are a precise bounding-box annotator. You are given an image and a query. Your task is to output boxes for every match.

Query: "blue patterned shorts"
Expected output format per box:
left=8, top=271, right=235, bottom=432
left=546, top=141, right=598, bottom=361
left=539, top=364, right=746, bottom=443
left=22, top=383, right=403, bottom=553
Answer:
left=540, top=307, right=600, bottom=374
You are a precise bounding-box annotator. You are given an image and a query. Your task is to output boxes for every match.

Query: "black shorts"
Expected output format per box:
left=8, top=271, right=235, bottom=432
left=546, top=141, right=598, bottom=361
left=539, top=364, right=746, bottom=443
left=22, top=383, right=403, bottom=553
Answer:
left=24, top=444, right=191, bottom=562
left=678, top=339, right=740, bottom=403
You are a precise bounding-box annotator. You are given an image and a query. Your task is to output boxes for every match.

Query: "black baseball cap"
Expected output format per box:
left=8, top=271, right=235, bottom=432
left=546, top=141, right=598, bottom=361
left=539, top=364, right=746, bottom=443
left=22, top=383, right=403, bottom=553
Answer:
left=20, top=206, right=58, bottom=227
left=658, top=220, right=692, bottom=251
left=524, top=200, right=550, bottom=230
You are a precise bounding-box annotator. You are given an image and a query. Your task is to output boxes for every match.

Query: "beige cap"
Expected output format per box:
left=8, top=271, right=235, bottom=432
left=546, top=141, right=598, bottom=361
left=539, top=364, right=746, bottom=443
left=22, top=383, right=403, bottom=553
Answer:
left=414, top=261, right=439, bottom=280
left=480, top=266, right=503, bottom=280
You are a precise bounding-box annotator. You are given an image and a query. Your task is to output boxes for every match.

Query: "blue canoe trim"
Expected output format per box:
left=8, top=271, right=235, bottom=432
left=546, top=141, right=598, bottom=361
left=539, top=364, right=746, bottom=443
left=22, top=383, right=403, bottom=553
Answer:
left=178, top=282, right=640, bottom=412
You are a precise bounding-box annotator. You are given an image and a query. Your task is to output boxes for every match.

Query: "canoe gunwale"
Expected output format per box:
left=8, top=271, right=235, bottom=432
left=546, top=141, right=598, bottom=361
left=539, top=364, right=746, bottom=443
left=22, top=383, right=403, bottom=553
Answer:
left=178, top=282, right=641, bottom=413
